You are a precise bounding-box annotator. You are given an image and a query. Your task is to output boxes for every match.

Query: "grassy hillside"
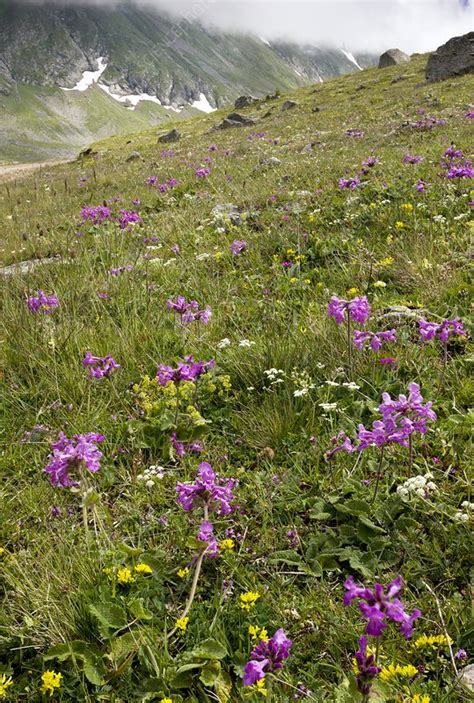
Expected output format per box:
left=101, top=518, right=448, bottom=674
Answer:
left=0, top=55, right=473, bottom=702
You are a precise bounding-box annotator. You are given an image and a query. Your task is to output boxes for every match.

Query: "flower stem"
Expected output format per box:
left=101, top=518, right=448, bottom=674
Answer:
left=371, top=446, right=384, bottom=504
left=346, top=315, right=352, bottom=376
left=408, top=434, right=413, bottom=472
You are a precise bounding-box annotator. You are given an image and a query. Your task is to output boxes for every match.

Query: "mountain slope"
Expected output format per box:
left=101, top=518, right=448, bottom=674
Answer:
left=0, top=1, right=376, bottom=161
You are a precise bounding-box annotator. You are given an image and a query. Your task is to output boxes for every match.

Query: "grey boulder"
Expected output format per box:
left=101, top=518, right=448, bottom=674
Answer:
left=426, top=32, right=474, bottom=82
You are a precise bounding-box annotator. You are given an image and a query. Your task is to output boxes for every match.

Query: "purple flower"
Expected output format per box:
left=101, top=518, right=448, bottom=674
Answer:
left=197, top=519, right=219, bottom=557
left=346, top=128, right=364, bottom=138
left=81, top=205, right=111, bottom=224
left=243, top=629, right=292, bottom=685
left=156, top=356, right=215, bottom=386
left=176, top=462, right=237, bottom=515
left=379, top=357, right=396, bottom=366
left=44, top=432, right=105, bottom=487
left=167, top=296, right=211, bottom=324
left=171, top=432, right=204, bottom=458
left=465, top=110, right=474, bottom=119
left=27, top=290, right=59, bottom=314
left=83, top=352, right=120, bottom=379
left=354, top=636, right=381, bottom=695
left=353, top=329, right=397, bottom=351
left=328, top=295, right=371, bottom=325
left=110, top=265, right=133, bottom=276
left=230, top=239, right=247, bottom=256
left=339, top=176, right=360, bottom=190
left=415, top=179, right=428, bottom=192
left=455, top=649, right=468, bottom=661
left=344, top=575, right=421, bottom=638
left=379, top=382, right=437, bottom=434
left=362, top=156, right=379, bottom=169
left=403, top=154, right=424, bottom=164
left=118, top=210, right=141, bottom=229
left=326, top=432, right=355, bottom=459
left=146, top=176, right=158, bottom=186
left=195, top=167, right=211, bottom=178
left=419, top=317, right=466, bottom=344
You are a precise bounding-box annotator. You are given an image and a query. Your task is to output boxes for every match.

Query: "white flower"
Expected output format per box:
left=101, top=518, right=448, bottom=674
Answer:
left=146, top=479, right=155, bottom=488
left=325, top=381, right=340, bottom=387
left=247, top=386, right=255, bottom=391
left=293, top=389, right=308, bottom=397
left=415, top=488, right=425, bottom=497
left=137, top=474, right=145, bottom=481
left=239, top=339, right=255, bottom=347
left=218, top=338, right=231, bottom=349
left=397, top=486, right=409, bottom=497
left=342, top=382, right=360, bottom=391
left=318, top=402, right=338, bottom=411
left=196, top=252, right=211, bottom=261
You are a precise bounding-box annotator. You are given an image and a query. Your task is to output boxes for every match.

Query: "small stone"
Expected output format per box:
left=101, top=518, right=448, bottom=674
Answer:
left=158, top=128, right=181, bottom=143
left=281, top=99, right=297, bottom=111
left=234, top=95, right=257, bottom=109
left=125, top=151, right=141, bottom=162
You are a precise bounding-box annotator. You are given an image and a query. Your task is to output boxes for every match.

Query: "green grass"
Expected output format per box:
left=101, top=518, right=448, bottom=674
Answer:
left=0, top=55, right=473, bottom=702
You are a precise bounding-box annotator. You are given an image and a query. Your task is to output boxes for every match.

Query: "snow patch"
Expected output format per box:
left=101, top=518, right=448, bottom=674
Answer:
left=98, top=84, right=182, bottom=112
left=191, top=93, right=216, bottom=114
left=259, top=36, right=271, bottom=47
left=62, top=57, right=107, bottom=92
left=340, top=49, right=363, bottom=71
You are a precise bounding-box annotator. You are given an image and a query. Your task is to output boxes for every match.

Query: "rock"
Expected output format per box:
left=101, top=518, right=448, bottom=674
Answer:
left=378, top=49, right=410, bottom=68
left=234, top=95, right=257, bottom=109
left=426, top=32, right=474, bottom=82
left=78, top=147, right=98, bottom=159
left=216, top=112, right=257, bottom=129
left=0, top=256, right=64, bottom=277
left=312, top=106, right=320, bottom=112
left=459, top=664, right=474, bottom=692
left=125, top=151, right=141, bottom=162
left=158, top=128, right=181, bottom=143
left=391, top=74, right=408, bottom=83
left=281, top=100, right=297, bottom=111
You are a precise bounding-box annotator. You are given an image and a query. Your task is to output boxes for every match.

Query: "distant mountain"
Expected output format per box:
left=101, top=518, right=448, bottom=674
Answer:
left=0, top=1, right=376, bottom=161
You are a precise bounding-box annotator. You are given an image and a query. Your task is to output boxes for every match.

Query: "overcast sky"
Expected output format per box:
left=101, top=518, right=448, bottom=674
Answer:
left=17, top=0, right=473, bottom=53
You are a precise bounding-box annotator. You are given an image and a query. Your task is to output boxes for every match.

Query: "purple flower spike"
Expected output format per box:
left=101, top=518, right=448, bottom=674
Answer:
left=83, top=352, right=119, bottom=379
left=230, top=239, right=247, bottom=256
left=353, top=329, right=397, bottom=351
left=243, top=628, right=292, bottom=686
left=45, top=432, right=105, bottom=487
left=156, top=356, right=215, bottom=386
left=419, top=317, right=466, bottom=344
left=167, top=296, right=211, bottom=325
left=344, top=575, right=421, bottom=639
left=354, top=636, right=381, bottom=695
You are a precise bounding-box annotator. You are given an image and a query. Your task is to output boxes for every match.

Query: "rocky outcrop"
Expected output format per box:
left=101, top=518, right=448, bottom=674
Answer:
left=216, top=112, right=257, bottom=130
left=281, top=100, right=297, bottom=111
left=425, top=32, right=474, bottom=82
left=234, top=95, right=257, bottom=109
left=158, top=129, right=181, bottom=144
left=378, top=49, right=410, bottom=68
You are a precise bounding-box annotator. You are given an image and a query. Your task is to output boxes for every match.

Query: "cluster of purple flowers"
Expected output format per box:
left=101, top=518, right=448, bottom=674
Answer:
left=327, top=382, right=436, bottom=457
left=83, top=352, right=120, bottom=379
left=346, top=128, right=364, bottom=138
left=195, top=167, right=211, bottom=178
left=110, top=265, right=133, bottom=276
left=81, top=205, right=111, bottom=225
left=353, top=329, right=397, bottom=351
left=156, top=356, right=215, bottom=386
left=230, top=240, right=247, bottom=256
left=328, top=295, right=371, bottom=325
left=361, top=156, right=380, bottom=175
left=176, top=462, right=237, bottom=557
left=27, top=290, right=59, bottom=314
left=167, top=296, right=212, bottom=324
left=176, top=462, right=237, bottom=515
left=118, top=210, right=141, bottom=229
left=419, top=317, right=466, bottom=344
left=416, top=179, right=429, bottom=192
left=403, top=154, right=424, bottom=164
left=344, top=575, right=421, bottom=638
left=147, top=176, right=179, bottom=192
left=441, top=145, right=473, bottom=180
left=339, top=176, right=361, bottom=191
left=409, top=115, right=447, bottom=130
left=243, top=629, right=292, bottom=686
left=44, top=432, right=105, bottom=487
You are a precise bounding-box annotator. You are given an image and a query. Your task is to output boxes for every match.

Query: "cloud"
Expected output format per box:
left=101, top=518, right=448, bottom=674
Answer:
left=14, top=0, right=473, bottom=53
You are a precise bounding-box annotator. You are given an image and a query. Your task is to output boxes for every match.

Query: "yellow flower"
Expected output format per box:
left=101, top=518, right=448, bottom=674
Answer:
left=175, top=616, right=189, bottom=633
left=289, top=277, right=298, bottom=284
left=117, top=567, right=135, bottom=585
left=377, top=256, right=394, bottom=267
left=347, top=287, right=359, bottom=296
left=395, top=221, right=405, bottom=230
left=373, top=280, right=387, bottom=288
left=0, top=548, right=5, bottom=557
left=254, top=678, right=267, bottom=696
left=304, top=279, right=310, bottom=285
left=219, top=539, right=235, bottom=552
left=134, top=563, right=153, bottom=575
left=248, top=625, right=269, bottom=642
left=412, top=633, right=452, bottom=650
left=411, top=695, right=430, bottom=703
left=379, top=663, right=418, bottom=682
left=240, top=591, right=261, bottom=611
left=40, top=671, right=62, bottom=696
left=386, top=234, right=394, bottom=243
left=369, top=202, right=377, bottom=209
left=401, top=203, right=413, bottom=211
left=214, top=251, right=223, bottom=261
left=287, top=248, right=296, bottom=255
left=0, top=674, right=13, bottom=698
left=160, top=698, right=173, bottom=703
left=177, top=567, right=190, bottom=579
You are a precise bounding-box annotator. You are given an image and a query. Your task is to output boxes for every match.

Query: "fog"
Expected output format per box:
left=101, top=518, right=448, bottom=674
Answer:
left=14, top=0, right=473, bottom=53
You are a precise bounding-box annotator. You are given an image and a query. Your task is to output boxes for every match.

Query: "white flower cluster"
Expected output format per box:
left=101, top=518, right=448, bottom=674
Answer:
left=397, top=472, right=437, bottom=499
left=454, top=501, right=474, bottom=523
left=137, top=465, right=165, bottom=488
left=217, top=338, right=256, bottom=349
left=264, top=368, right=285, bottom=385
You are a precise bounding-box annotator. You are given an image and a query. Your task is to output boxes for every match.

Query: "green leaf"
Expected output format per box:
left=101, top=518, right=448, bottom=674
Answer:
left=199, top=661, right=221, bottom=687
left=89, top=603, right=128, bottom=638
left=268, top=549, right=303, bottom=567
left=191, top=638, right=228, bottom=660
left=129, top=598, right=153, bottom=621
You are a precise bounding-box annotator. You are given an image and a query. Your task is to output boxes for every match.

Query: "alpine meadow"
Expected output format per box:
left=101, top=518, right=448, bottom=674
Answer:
left=0, top=32, right=473, bottom=703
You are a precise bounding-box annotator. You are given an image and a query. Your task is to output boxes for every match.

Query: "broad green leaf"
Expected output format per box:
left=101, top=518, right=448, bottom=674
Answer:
left=191, top=638, right=228, bottom=660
